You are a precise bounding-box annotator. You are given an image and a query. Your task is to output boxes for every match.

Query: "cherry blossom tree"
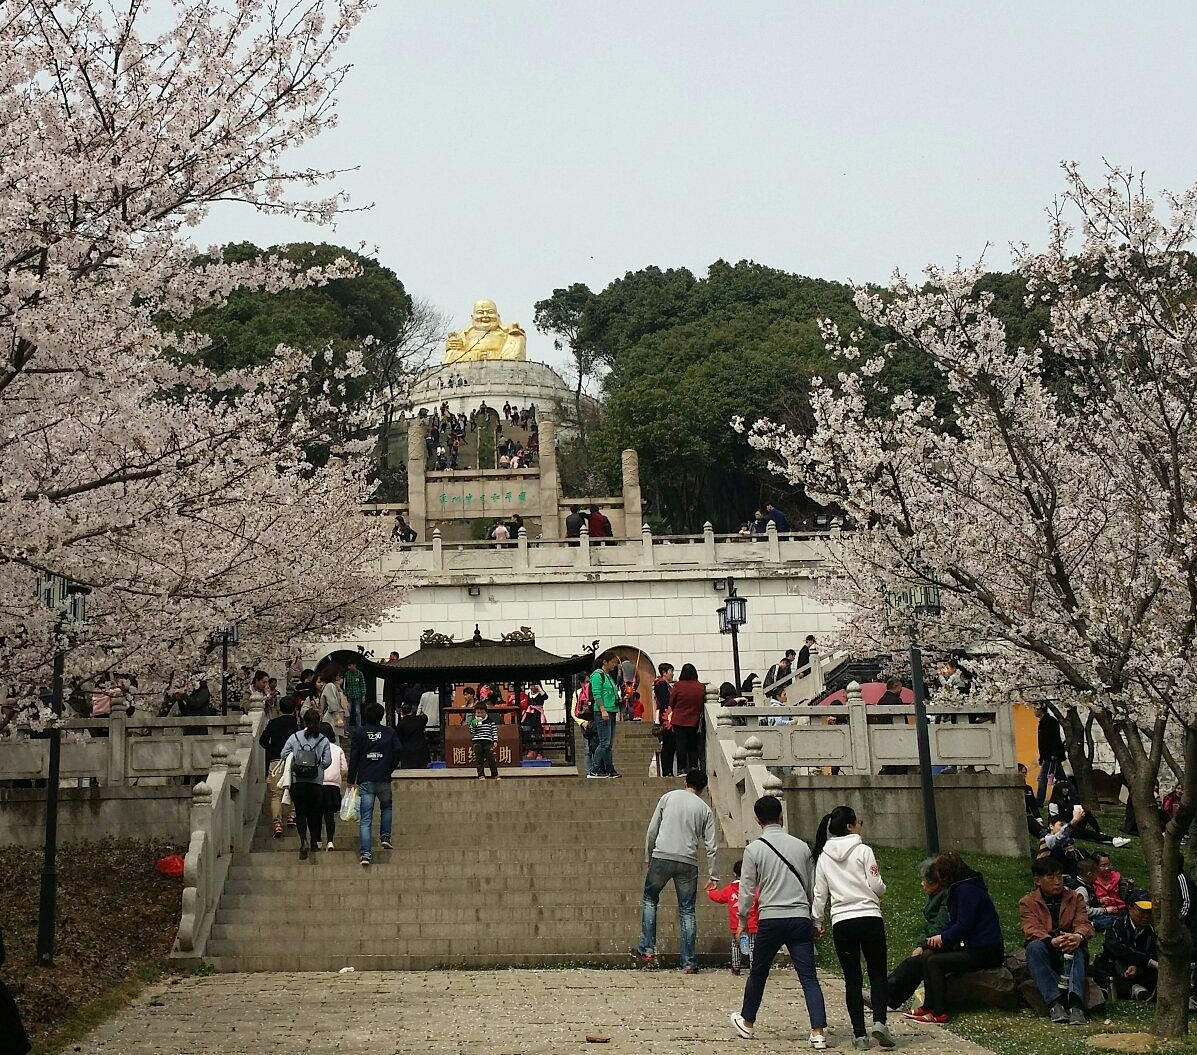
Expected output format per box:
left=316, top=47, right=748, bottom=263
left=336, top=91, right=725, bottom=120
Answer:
left=744, top=165, right=1197, bottom=1037
left=0, top=0, right=404, bottom=701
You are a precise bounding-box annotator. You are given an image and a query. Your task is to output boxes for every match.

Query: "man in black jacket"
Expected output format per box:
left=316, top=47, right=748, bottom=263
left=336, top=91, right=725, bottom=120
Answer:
left=259, top=699, right=300, bottom=838
left=565, top=504, right=585, bottom=541
left=1093, top=894, right=1159, bottom=1000
left=1035, top=703, right=1067, bottom=807
left=349, top=702, right=400, bottom=866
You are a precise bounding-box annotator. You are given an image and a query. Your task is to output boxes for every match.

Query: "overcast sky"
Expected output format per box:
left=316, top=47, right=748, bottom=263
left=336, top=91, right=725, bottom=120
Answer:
left=196, top=1, right=1197, bottom=370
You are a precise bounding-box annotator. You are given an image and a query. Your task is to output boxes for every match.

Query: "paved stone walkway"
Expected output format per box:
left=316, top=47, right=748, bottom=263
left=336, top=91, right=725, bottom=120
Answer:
left=78, top=970, right=993, bottom=1054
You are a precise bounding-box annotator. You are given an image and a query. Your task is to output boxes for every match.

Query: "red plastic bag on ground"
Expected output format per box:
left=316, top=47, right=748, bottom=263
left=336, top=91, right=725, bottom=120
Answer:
left=155, top=854, right=185, bottom=878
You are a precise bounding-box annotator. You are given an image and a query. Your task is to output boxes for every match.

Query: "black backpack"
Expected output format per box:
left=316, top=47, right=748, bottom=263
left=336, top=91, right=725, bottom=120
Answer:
left=291, top=734, right=326, bottom=781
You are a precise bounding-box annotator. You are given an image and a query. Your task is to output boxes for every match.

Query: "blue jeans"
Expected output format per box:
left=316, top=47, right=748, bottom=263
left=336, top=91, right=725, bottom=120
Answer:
left=358, top=779, right=392, bottom=861
left=590, top=713, right=616, bottom=775
left=742, top=916, right=827, bottom=1028
left=1026, top=938, right=1088, bottom=1004
left=637, top=857, right=698, bottom=968
left=1093, top=912, right=1123, bottom=932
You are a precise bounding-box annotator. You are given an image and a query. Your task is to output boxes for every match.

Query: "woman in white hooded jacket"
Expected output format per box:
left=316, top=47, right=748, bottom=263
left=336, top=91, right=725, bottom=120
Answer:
left=812, top=806, right=894, bottom=1051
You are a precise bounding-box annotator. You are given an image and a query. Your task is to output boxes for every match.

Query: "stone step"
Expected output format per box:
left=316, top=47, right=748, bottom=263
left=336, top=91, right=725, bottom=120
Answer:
left=204, top=933, right=722, bottom=960
left=213, top=903, right=722, bottom=926
left=207, top=916, right=717, bottom=942
left=205, top=951, right=723, bottom=973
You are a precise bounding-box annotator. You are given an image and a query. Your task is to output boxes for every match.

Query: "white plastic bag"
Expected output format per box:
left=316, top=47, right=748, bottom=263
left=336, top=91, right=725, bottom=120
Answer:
left=648, top=754, right=660, bottom=777
left=339, top=785, right=360, bottom=822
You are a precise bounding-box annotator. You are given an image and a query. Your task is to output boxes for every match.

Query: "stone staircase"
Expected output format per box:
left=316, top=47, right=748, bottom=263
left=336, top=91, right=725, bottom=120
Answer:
left=203, top=722, right=729, bottom=972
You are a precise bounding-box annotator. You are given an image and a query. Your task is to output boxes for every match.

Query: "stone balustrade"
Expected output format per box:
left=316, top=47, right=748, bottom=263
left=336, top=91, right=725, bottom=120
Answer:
left=706, top=678, right=1021, bottom=852
left=713, top=680, right=1018, bottom=775
left=382, top=520, right=833, bottom=577
left=0, top=711, right=252, bottom=787
left=174, top=702, right=268, bottom=963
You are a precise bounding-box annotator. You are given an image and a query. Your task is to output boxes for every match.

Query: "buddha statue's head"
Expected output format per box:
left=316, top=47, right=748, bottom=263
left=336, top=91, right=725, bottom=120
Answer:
left=471, top=299, right=501, bottom=331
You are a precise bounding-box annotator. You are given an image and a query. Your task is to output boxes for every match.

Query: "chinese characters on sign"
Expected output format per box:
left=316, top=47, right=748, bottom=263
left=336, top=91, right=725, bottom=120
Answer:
left=435, top=488, right=531, bottom=514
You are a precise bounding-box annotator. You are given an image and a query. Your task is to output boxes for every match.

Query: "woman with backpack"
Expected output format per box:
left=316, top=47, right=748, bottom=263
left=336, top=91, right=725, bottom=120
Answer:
left=811, top=806, right=895, bottom=1050
left=281, top=709, right=333, bottom=861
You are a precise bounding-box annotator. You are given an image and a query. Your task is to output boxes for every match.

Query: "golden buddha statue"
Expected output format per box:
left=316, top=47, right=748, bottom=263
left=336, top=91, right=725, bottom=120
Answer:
left=444, top=299, right=527, bottom=363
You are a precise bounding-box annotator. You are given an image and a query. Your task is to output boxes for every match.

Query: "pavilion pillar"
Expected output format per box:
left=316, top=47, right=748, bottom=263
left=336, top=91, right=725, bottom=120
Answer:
left=407, top=420, right=428, bottom=540
left=621, top=448, right=643, bottom=538
left=538, top=418, right=561, bottom=539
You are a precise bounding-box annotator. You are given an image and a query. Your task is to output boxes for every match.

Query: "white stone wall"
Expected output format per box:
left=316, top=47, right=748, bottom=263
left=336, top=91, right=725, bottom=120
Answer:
left=309, top=567, right=846, bottom=719
left=410, top=359, right=575, bottom=420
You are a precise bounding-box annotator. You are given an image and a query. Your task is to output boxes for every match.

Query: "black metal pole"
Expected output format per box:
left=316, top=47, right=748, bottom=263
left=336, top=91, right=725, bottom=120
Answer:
left=909, top=644, right=940, bottom=855
left=37, top=644, right=65, bottom=966
left=221, top=632, right=229, bottom=716
left=730, top=621, right=742, bottom=691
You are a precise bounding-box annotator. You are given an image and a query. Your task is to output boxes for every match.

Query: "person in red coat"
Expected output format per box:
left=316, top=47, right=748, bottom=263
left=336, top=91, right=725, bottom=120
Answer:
left=709, top=860, right=761, bottom=974
left=588, top=504, right=613, bottom=538
left=668, top=664, right=706, bottom=773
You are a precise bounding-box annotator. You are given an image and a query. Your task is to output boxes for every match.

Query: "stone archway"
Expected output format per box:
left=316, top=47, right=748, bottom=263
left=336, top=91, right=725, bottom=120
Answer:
left=599, top=644, right=657, bottom=718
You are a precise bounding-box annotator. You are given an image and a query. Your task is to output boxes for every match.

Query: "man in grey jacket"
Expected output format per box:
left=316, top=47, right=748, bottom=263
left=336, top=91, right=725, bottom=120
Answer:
left=730, top=795, right=828, bottom=1048
left=630, top=769, right=719, bottom=973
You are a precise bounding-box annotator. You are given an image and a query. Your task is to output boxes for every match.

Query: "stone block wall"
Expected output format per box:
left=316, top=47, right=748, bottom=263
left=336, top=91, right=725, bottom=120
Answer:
left=0, top=785, right=193, bottom=847
left=781, top=772, right=1027, bottom=858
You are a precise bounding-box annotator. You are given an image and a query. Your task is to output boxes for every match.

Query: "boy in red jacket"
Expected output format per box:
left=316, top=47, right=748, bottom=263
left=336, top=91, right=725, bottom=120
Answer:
left=708, top=860, right=760, bottom=974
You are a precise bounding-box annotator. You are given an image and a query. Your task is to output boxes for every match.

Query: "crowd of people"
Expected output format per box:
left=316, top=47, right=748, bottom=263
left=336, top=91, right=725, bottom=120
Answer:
left=629, top=775, right=1179, bottom=1051
left=416, top=401, right=540, bottom=472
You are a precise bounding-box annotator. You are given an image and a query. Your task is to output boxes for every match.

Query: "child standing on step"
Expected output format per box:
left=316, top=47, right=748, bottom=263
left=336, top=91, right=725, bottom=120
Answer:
left=708, top=860, right=760, bottom=975
left=467, top=701, right=500, bottom=780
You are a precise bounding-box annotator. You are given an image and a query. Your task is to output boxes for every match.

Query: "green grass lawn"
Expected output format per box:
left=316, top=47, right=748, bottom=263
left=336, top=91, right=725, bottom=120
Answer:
left=843, top=814, right=1197, bottom=1055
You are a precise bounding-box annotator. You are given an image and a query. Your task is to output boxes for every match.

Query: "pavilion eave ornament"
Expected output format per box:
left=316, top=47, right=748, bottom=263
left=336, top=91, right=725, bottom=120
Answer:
left=420, top=629, right=456, bottom=648
left=501, top=626, right=536, bottom=645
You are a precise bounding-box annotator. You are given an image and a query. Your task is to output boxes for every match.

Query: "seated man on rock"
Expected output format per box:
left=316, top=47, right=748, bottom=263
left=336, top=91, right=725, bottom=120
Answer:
left=1019, top=857, right=1095, bottom=1025
left=1093, top=892, right=1159, bottom=1002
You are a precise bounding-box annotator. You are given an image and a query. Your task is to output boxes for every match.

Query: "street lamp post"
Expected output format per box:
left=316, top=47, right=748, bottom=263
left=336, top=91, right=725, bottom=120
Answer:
left=35, top=573, right=87, bottom=966
left=888, top=583, right=941, bottom=856
left=215, top=624, right=238, bottom=716
left=717, top=577, right=748, bottom=690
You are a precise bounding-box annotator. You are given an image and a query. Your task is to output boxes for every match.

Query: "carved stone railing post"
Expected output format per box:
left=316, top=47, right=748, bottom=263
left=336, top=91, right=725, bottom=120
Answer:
left=576, top=522, right=591, bottom=568
left=515, top=526, right=529, bottom=569
left=106, top=708, right=128, bottom=787
left=702, top=521, right=716, bottom=563
left=845, top=680, right=874, bottom=774
left=641, top=523, right=654, bottom=567
left=431, top=527, right=443, bottom=571
left=732, top=744, right=748, bottom=774
left=743, top=735, right=764, bottom=764
left=766, top=519, right=782, bottom=563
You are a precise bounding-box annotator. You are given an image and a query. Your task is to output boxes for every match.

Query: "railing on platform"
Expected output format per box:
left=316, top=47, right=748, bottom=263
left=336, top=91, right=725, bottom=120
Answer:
left=0, top=711, right=252, bottom=787
left=380, top=519, right=836, bottom=575
left=705, top=668, right=1018, bottom=849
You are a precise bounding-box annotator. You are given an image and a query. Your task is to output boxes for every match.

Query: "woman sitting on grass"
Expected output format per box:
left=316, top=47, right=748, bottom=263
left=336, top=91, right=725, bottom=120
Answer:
left=885, top=851, right=1005, bottom=1026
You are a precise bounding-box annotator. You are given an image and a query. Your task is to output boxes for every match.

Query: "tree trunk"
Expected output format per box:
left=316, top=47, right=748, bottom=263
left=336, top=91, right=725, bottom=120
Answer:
left=573, top=362, right=587, bottom=458
left=1095, top=712, right=1195, bottom=1039
left=1063, top=706, right=1098, bottom=807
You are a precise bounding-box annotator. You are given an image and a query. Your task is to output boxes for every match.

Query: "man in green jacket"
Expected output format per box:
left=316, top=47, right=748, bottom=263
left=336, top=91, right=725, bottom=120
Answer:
left=587, top=653, right=621, bottom=778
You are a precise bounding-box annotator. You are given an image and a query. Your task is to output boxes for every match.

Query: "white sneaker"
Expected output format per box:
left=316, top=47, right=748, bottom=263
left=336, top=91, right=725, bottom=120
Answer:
left=1112, top=837, right=1131, bottom=848
left=325, top=841, right=335, bottom=851
left=810, top=1033, right=828, bottom=1050
left=729, top=1012, right=753, bottom=1039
